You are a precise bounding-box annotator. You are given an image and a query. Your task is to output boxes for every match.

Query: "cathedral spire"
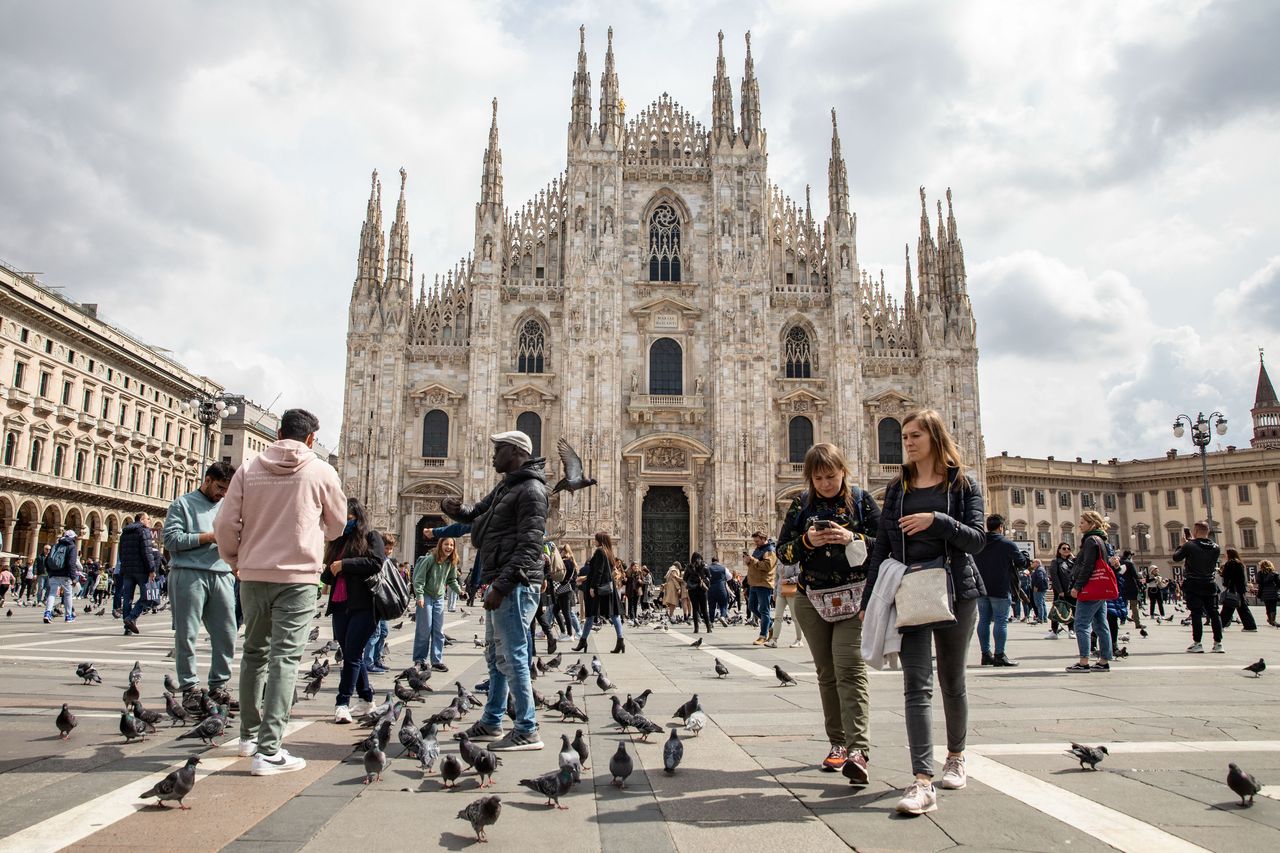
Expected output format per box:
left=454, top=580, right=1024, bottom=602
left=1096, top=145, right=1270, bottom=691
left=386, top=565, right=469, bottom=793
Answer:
left=740, top=32, right=761, bottom=146
left=1252, top=349, right=1280, bottom=449
left=353, top=169, right=385, bottom=300
left=828, top=108, right=849, bottom=220
left=711, top=30, right=735, bottom=146
left=385, top=167, right=411, bottom=292
left=569, top=25, right=592, bottom=145
left=479, top=98, right=503, bottom=218
left=598, top=26, right=620, bottom=142
left=904, top=242, right=915, bottom=313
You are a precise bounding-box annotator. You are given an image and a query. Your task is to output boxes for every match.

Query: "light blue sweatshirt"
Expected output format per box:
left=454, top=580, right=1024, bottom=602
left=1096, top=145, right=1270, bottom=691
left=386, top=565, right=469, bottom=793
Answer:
left=163, top=489, right=229, bottom=572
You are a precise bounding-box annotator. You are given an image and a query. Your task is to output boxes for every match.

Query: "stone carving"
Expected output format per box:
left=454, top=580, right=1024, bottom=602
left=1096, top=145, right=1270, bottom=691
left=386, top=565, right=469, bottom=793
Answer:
left=644, top=446, right=688, bottom=470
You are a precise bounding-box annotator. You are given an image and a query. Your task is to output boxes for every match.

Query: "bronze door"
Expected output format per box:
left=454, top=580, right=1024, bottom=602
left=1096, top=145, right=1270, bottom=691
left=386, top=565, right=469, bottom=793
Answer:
left=641, top=486, right=689, bottom=572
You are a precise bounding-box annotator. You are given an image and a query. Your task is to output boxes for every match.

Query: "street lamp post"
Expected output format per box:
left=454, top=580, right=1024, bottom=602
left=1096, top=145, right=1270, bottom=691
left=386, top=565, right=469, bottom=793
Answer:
left=181, top=393, right=239, bottom=473
left=1171, top=411, right=1228, bottom=539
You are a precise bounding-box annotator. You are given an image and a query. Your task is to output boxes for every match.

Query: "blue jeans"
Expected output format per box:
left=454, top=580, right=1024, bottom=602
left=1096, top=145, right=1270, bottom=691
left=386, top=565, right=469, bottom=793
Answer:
left=331, top=603, right=375, bottom=706
left=119, top=574, right=151, bottom=622
left=363, top=619, right=389, bottom=668
left=976, top=595, right=1012, bottom=655
left=1074, top=599, right=1112, bottom=660
left=412, top=597, right=446, bottom=664
left=748, top=587, right=773, bottom=638
left=44, top=577, right=74, bottom=615
left=480, top=584, right=538, bottom=735
left=446, top=588, right=458, bottom=612
left=1033, top=590, right=1047, bottom=622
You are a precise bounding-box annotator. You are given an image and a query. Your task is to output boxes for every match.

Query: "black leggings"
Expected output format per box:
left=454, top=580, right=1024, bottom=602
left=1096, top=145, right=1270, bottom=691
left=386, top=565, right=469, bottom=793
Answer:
left=553, top=590, right=574, bottom=633
left=1149, top=593, right=1165, bottom=617
left=689, top=589, right=712, bottom=633
left=1264, top=601, right=1277, bottom=625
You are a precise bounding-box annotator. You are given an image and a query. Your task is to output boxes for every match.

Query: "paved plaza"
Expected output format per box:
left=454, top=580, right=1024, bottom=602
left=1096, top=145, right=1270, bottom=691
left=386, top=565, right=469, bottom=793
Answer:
left=0, top=606, right=1276, bottom=853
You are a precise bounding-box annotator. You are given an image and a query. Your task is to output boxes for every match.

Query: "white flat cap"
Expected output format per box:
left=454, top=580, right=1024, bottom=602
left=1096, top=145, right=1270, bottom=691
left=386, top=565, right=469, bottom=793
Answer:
left=490, top=430, right=533, bottom=455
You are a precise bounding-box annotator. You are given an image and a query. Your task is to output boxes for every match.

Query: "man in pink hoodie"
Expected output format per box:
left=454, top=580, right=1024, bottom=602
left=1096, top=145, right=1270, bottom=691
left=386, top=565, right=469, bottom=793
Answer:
left=215, top=408, right=347, bottom=775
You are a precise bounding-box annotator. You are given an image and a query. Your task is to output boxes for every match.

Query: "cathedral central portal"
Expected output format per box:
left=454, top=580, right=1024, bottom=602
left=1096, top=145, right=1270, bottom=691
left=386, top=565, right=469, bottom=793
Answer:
left=641, top=485, right=690, bottom=572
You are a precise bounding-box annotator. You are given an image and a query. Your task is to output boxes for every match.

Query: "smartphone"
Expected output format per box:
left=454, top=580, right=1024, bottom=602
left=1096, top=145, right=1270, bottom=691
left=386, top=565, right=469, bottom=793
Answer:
left=814, top=520, right=833, bottom=530
left=1183, top=527, right=1192, bottom=540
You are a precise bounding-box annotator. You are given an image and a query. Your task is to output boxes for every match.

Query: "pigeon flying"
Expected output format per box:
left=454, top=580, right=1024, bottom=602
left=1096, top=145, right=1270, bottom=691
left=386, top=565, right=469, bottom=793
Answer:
left=609, top=741, right=634, bottom=788
left=457, top=794, right=502, bottom=843
left=663, top=729, right=684, bottom=773
left=1227, top=762, right=1261, bottom=807
left=1067, top=743, right=1108, bottom=770
left=1244, top=658, right=1265, bottom=677
left=56, top=704, right=77, bottom=739
left=551, top=437, right=598, bottom=495
left=140, top=756, right=201, bottom=810
left=774, top=665, right=797, bottom=687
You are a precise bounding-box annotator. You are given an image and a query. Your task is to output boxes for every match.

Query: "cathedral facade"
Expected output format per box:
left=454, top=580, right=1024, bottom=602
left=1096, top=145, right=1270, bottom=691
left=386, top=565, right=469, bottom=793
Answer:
left=339, top=29, right=983, bottom=569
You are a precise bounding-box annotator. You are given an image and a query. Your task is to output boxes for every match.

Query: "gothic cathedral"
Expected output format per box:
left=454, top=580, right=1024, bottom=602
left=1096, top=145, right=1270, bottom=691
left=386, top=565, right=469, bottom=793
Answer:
left=340, top=28, right=983, bottom=568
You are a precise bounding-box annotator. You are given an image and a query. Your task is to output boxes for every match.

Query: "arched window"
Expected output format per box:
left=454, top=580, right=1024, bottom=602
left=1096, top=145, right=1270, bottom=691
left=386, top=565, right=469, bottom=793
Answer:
left=648, top=203, right=682, bottom=281
left=52, top=445, right=66, bottom=477
left=648, top=338, right=683, bottom=395
left=516, top=320, right=545, bottom=374
left=788, top=416, right=813, bottom=464
left=878, top=418, right=903, bottom=465
left=784, top=327, right=812, bottom=378
left=112, top=460, right=122, bottom=489
left=29, top=438, right=43, bottom=472
left=94, top=456, right=105, bottom=485
left=422, top=410, right=449, bottom=458
left=2, top=432, right=16, bottom=466
left=74, top=450, right=86, bottom=481
left=516, top=412, right=542, bottom=457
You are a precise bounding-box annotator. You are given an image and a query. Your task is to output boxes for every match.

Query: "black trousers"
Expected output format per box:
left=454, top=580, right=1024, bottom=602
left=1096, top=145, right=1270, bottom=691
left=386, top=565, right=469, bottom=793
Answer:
left=689, top=589, right=712, bottom=633
left=1183, top=579, right=1222, bottom=644
left=553, top=590, right=574, bottom=633
left=1220, top=597, right=1257, bottom=631
left=1148, top=592, right=1165, bottom=617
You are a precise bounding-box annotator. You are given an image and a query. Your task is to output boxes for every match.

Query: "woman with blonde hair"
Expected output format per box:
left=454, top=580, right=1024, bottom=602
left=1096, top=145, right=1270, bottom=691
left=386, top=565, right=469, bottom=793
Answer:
left=412, top=536, right=463, bottom=671
left=662, top=562, right=686, bottom=620
left=861, top=410, right=986, bottom=815
left=573, top=532, right=626, bottom=654
left=1066, top=511, right=1115, bottom=672
left=778, top=442, right=880, bottom=779
left=1255, top=559, right=1278, bottom=627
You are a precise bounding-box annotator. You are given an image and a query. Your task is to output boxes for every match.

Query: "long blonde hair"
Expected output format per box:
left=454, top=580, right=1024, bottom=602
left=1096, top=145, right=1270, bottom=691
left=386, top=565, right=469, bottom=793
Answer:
left=432, top=537, right=459, bottom=567
left=1260, top=559, right=1275, bottom=576
left=801, top=442, right=857, bottom=520
left=901, top=409, right=965, bottom=492
left=1079, top=511, right=1107, bottom=534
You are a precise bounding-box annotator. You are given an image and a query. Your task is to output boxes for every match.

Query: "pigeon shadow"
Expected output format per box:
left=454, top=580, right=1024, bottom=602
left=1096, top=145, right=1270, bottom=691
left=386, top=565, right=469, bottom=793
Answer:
left=438, top=831, right=481, bottom=851
left=507, top=800, right=563, bottom=812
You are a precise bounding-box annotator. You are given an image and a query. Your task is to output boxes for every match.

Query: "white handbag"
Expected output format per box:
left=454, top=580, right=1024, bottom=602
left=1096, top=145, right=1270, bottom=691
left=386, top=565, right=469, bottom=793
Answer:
left=892, top=503, right=957, bottom=631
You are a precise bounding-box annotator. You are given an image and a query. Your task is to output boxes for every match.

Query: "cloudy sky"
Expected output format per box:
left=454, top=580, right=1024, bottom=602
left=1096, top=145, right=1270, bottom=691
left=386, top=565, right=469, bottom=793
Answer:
left=2, top=0, right=1276, bottom=460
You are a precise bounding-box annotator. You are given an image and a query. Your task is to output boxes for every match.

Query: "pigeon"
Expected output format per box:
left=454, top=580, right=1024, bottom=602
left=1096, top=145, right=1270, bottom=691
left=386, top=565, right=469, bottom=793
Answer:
left=456, top=681, right=481, bottom=710
left=622, top=694, right=641, bottom=716
left=123, top=682, right=141, bottom=708
left=672, top=694, right=699, bottom=722
left=363, top=745, right=389, bottom=784
left=308, top=625, right=320, bottom=642
left=663, top=729, right=684, bottom=773
left=575, top=666, right=590, bottom=685
left=1139, top=627, right=1149, bottom=638
left=457, top=732, right=484, bottom=768
left=632, top=713, right=663, bottom=741
left=398, top=708, right=422, bottom=756
left=684, top=708, right=707, bottom=737
left=394, top=679, right=424, bottom=704
left=457, top=794, right=502, bottom=843
left=128, top=660, right=143, bottom=685
left=546, top=652, right=562, bottom=670
left=300, top=673, right=323, bottom=700
left=473, top=748, right=502, bottom=788
left=691, top=637, right=703, bottom=649
left=1227, top=763, right=1261, bottom=806
left=163, top=692, right=189, bottom=726
left=74, top=662, right=97, bottom=682
left=596, top=672, right=617, bottom=694
left=441, top=754, right=463, bottom=789
left=1115, top=647, right=1129, bottom=659
left=774, top=665, right=797, bottom=687
left=120, top=709, right=148, bottom=743
left=472, top=633, right=486, bottom=648
left=353, top=719, right=392, bottom=757
left=551, top=436, right=598, bottom=495
left=56, top=704, right=77, bottom=739
left=631, top=689, right=652, bottom=713
left=164, top=673, right=181, bottom=694
left=520, top=765, right=575, bottom=809
left=140, top=756, right=201, bottom=810
left=1067, top=743, right=1108, bottom=770
left=714, top=658, right=729, bottom=678
left=132, top=701, right=164, bottom=728
left=392, top=621, right=404, bottom=630
left=532, top=686, right=550, bottom=709
left=1244, top=658, right=1265, bottom=677
left=609, top=742, right=634, bottom=788
left=611, top=696, right=636, bottom=732
left=558, top=734, right=583, bottom=783
left=590, top=655, right=602, bottom=676
left=177, top=710, right=227, bottom=746
left=429, top=699, right=462, bottom=730
left=553, top=691, right=588, bottom=723
left=1119, top=633, right=1130, bottom=643
left=5, top=609, right=10, bottom=617
left=418, top=722, right=441, bottom=775
left=572, top=729, right=590, bottom=770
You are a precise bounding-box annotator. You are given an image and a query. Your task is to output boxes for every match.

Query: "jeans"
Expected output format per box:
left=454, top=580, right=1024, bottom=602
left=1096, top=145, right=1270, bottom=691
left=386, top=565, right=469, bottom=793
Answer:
left=1184, top=579, right=1222, bottom=644
left=709, top=587, right=729, bottom=621
left=900, top=597, right=978, bottom=777
left=119, top=574, right=152, bottom=622
left=480, top=584, right=539, bottom=735
left=413, top=597, right=446, bottom=664
left=238, top=582, right=317, bottom=755
left=1073, top=599, right=1112, bottom=660
left=44, top=577, right=73, bottom=615
left=1033, top=589, right=1047, bottom=623
left=976, top=595, right=1012, bottom=656
left=446, top=588, right=458, bottom=612
left=769, top=594, right=801, bottom=642
left=363, top=619, right=389, bottom=668
left=1010, top=595, right=1022, bottom=621
left=748, top=586, right=773, bottom=638
left=331, top=603, right=376, bottom=706
left=793, top=592, right=869, bottom=753
left=171, top=569, right=237, bottom=691
left=36, top=576, right=49, bottom=603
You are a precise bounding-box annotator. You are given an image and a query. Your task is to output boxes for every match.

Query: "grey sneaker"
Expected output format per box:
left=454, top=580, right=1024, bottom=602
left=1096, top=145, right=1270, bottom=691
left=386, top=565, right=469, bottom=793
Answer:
left=938, top=755, right=966, bottom=789
left=895, top=780, right=937, bottom=815
left=489, top=729, right=544, bottom=752
left=455, top=720, right=504, bottom=742
left=1186, top=642, right=1204, bottom=654
left=1210, top=642, right=1225, bottom=654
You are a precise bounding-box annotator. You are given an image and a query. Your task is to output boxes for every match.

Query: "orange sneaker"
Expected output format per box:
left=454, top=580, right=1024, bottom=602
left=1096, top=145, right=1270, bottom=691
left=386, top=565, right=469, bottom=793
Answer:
left=821, top=745, right=848, bottom=772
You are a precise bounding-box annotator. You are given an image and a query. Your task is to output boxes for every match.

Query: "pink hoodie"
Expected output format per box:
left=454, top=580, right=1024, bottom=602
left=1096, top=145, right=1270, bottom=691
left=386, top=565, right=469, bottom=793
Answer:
left=214, top=439, right=347, bottom=585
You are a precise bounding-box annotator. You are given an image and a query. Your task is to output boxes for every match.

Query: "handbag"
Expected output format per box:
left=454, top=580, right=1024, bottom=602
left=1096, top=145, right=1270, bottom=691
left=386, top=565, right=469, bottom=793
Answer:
left=805, top=581, right=864, bottom=622
left=892, top=490, right=957, bottom=631
left=1220, top=589, right=1241, bottom=607
left=1077, top=537, right=1119, bottom=601
left=366, top=557, right=411, bottom=621
left=1051, top=597, right=1074, bottom=623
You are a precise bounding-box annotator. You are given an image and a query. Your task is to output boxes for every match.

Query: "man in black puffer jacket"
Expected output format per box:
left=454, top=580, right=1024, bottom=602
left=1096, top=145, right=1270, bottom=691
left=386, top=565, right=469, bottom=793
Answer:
left=118, top=512, right=161, bottom=635
left=442, top=430, right=548, bottom=752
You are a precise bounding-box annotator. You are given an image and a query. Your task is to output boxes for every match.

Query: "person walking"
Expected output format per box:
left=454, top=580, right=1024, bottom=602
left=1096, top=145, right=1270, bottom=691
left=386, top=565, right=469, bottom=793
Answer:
left=42, top=531, right=81, bottom=624
left=1254, top=560, right=1278, bottom=627
left=412, top=537, right=463, bottom=672
left=117, top=513, right=160, bottom=635
left=662, top=562, right=685, bottom=621
left=767, top=559, right=803, bottom=648
left=1173, top=522, right=1224, bottom=654
left=684, top=554, right=713, bottom=635
left=0, top=564, right=13, bottom=608
left=18, top=558, right=36, bottom=606
left=625, top=562, right=645, bottom=623
left=216, top=408, right=348, bottom=773
left=744, top=531, right=778, bottom=645
left=573, top=532, right=626, bottom=654
left=1117, top=550, right=1145, bottom=631
left=164, top=461, right=238, bottom=711
left=34, top=545, right=51, bottom=607
left=1045, top=543, right=1076, bottom=639
left=322, top=499, right=387, bottom=724
left=1218, top=547, right=1257, bottom=632
left=860, top=410, right=986, bottom=816
left=442, top=430, right=548, bottom=752
left=707, top=556, right=731, bottom=623
left=1146, top=566, right=1168, bottom=619
left=552, top=544, right=579, bottom=639
left=973, top=514, right=1029, bottom=667
left=1065, top=511, right=1116, bottom=673
left=778, top=441, right=879, bottom=782
left=1030, top=560, right=1049, bottom=624
left=362, top=533, right=398, bottom=675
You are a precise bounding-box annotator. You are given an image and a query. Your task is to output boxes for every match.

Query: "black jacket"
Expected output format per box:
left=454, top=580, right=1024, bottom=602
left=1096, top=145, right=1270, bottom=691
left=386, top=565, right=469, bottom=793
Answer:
left=863, top=467, right=987, bottom=611
left=1050, top=556, right=1074, bottom=599
left=1068, top=531, right=1111, bottom=591
left=973, top=532, right=1029, bottom=599
left=1220, top=560, right=1247, bottom=596
left=583, top=548, right=614, bottom=590
left=1257, top=571, right=1280, bottom=603
left=118, top=522, right=160, bottom=579
left=447, top=458, right=549, bottom=596
left=1172, top=537, right=1220, bottom=583
left=320, top=530, right=386, bottom=614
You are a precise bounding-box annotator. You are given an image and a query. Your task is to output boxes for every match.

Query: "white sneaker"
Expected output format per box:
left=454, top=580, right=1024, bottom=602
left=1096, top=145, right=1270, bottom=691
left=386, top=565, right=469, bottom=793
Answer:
left=789, top=640, right=805, bottom=648
left=334, top=705, right=353, bottom=724
left=350, top=699, right=373, bottom=716
left=895, top=780, right=938, bottom=814
left=236, top=736, right=258, bottom=757
left=763, top=639, right=778, bottom=648
left=1210, top=642, right=1224, bottom=654
left=251, top=748, right=306, bottom=776
left=938, top=755, right=966, bottom=790
left=1186, top=642, right=1204, bottom=653
left=1043, top=630, right=1059, bottom=639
